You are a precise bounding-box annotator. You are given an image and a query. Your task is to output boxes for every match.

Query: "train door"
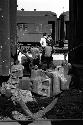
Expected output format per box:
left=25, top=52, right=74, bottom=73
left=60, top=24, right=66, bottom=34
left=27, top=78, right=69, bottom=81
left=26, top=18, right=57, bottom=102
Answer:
left=48, top=21, right=55, bottom=45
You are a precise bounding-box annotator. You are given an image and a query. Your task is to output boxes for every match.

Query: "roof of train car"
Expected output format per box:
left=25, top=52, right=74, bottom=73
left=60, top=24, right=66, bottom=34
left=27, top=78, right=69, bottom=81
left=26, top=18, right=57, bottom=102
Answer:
left=59, top=11, right=69, bottom=21
left=60, top=11, right=69, bottom=16
left=17, top=10, right=57, bottom=17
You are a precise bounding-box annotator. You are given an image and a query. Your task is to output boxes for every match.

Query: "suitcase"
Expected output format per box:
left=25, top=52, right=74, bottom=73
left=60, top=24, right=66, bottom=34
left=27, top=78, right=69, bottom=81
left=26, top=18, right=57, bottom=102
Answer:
left=31, top=69, right=52, bottom=97
left=46, top=70, right=62, bottom=95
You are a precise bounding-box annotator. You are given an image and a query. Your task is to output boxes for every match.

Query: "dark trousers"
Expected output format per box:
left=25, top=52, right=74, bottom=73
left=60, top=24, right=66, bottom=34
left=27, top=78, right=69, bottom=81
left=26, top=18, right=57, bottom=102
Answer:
left=41, top=55, right=53, bottom=69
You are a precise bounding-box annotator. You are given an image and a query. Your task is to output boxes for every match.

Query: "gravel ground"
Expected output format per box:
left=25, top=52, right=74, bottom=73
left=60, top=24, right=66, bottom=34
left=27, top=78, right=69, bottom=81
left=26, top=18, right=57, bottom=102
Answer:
left=0, top=88, right=83, bottom=122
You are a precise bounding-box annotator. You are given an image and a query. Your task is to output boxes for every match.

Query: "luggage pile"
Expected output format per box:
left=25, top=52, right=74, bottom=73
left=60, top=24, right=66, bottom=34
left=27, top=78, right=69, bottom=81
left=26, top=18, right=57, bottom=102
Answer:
left=0, top=61, right=73, bottom=121
left=30, top=62, right=72, bottom=97
left=31, top=69, right=52, bottom=97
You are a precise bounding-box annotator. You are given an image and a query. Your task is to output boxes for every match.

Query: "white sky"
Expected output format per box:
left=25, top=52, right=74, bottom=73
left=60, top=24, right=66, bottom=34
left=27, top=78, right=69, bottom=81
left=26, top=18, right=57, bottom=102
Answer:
left=17, top=0, right=69, bottom=17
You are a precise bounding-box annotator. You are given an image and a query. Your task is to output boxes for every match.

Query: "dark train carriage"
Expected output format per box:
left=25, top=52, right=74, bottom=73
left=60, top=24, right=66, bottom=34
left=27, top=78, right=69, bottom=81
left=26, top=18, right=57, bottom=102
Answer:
left=56, top=11, right=69, bottom=47
left=0, top=0, right=17, bottom=77
left=17, top=10, right=57, bottom=47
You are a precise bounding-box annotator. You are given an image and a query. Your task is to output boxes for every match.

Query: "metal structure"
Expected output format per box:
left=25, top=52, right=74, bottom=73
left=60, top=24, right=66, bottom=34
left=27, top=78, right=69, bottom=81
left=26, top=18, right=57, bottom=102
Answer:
left=0, top=0, right=17, bottom=76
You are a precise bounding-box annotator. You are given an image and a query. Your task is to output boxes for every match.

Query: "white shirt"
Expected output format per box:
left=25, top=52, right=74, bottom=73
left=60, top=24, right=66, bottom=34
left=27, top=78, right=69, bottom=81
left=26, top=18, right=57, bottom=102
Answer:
left=18, top=52, right=25, bottom=64
left=40, top=37, right=47, bottom=47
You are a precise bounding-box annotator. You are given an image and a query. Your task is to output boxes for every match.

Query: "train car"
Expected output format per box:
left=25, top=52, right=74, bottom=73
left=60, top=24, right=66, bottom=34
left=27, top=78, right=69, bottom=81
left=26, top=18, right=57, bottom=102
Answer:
left=17, top=9, right=57, bottom=49
left=0, top=0, right=17, bottom=77
left=56, top=11, right=69, bottom=48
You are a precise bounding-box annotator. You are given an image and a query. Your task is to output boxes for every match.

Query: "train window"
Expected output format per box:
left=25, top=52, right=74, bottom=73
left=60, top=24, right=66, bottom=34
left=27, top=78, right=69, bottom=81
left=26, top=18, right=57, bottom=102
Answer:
left=23, top=23, right=28, bottom=31
left=17, top=23, right=23, bottom=31
left=35, top=25, right=39, bottom=32
left=34, top=24, right=43, bottom=33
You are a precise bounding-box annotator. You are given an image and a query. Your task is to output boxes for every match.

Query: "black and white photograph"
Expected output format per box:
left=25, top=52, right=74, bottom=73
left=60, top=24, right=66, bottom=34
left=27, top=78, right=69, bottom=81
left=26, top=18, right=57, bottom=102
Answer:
left=0, top=0, right=83, bottom=125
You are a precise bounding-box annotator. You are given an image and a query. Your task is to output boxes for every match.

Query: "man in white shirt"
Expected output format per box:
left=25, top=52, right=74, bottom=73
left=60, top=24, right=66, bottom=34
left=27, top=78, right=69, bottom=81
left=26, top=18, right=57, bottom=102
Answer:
left=40, top=33, right=47, bottom=47
left=40, top=33, right=53, bottom=69
left=18, top=51, right=26, bottom=64
left=40, top=33, right=47, bottom=66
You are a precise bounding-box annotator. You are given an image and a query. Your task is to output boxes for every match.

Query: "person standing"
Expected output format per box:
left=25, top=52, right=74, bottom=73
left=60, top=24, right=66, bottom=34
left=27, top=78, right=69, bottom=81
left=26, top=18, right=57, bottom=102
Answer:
left=40, top=33, right=48, bottom=47
left=40, top=33, right=48, bottom=66
left=31, top=46, right=40, bottom=68
left=40, top=33, right=53, bottom=69
left=20, top=49, right=33, bottom=77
